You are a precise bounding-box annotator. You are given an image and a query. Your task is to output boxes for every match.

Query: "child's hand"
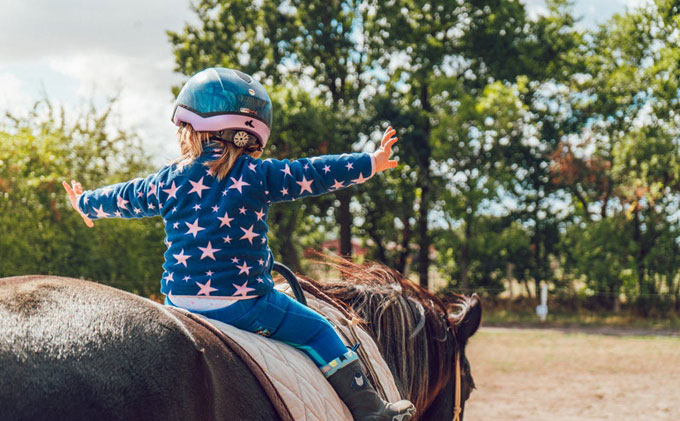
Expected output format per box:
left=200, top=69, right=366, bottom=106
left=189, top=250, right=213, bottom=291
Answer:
left=373, top=126, right=399, bottom=173
left=62, top=180, right=94, bottom=227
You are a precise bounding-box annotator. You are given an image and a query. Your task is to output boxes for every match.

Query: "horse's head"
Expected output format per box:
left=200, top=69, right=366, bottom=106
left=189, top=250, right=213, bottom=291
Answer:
left=419, top=292, right=481, bottom=420
left=298, top=254, right=482, bottom=420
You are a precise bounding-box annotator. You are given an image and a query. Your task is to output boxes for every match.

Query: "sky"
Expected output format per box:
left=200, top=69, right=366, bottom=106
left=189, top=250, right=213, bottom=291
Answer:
left=0, top=0, right=647, bottom=164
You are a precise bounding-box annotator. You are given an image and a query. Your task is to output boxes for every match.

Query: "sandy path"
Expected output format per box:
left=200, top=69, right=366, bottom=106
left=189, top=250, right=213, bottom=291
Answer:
left=463, top=327, right=680, bottom=420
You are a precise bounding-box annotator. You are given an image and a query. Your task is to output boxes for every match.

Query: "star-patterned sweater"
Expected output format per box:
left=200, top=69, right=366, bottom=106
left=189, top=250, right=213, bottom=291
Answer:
left=78, top=143, right=376, bottom=301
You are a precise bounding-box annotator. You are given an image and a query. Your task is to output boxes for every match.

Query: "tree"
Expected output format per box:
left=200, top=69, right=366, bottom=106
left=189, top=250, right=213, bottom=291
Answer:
left=0, top=100, right=165, bottom=296
left=550, top=0, right=680, bottom=311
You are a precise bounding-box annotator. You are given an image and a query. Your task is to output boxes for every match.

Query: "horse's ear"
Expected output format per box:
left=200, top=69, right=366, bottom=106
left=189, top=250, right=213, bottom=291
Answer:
left=455, top=294, right=482, bottom=346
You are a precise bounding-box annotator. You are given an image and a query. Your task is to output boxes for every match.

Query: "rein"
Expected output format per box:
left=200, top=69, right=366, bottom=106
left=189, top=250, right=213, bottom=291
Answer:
left=453, top=352, right=462, bottom=421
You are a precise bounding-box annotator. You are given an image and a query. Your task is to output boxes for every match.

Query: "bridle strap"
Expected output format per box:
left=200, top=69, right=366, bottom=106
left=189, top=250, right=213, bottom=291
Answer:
left=453, top=352, right=462, bottom=421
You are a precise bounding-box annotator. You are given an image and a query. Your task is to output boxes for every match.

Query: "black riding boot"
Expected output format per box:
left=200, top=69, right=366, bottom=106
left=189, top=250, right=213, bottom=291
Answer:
left=327, top=359, right=416, bottom=421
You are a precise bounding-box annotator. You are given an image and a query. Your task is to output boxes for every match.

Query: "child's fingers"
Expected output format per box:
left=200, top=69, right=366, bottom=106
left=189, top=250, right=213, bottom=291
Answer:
left=82, top=214, right=94, bottom=227
left=62, top=181, right=75, bottom=197
left=382, top=129, right=397, bottom=147
left=383, top=137, right=398, bottom=151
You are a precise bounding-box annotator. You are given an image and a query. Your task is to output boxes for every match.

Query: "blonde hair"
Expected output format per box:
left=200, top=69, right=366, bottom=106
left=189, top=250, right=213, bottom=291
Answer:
left=175, top=123, right=262, bottom=180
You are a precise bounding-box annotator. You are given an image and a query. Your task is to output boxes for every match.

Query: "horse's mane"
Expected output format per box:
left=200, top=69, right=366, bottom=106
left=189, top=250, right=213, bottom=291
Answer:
left=292, top=253, right=472, bottom=411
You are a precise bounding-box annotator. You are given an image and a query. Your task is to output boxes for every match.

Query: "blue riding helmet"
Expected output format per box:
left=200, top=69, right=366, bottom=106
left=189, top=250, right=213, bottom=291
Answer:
left=172, top=67, right=273, bottom=148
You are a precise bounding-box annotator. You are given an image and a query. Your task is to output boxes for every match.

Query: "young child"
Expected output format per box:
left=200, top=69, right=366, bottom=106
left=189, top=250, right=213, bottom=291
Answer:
left=63, top=67, right=415, bottom=421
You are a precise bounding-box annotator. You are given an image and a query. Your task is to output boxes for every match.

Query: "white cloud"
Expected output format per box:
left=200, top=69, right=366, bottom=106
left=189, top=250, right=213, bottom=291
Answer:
left=0, top=71, right=34, bottom=118
left=0, top=0, right=194, bottom=163
left=48, top=52, right=183, bottom=162
left=0, top=0, right=193, bottom=63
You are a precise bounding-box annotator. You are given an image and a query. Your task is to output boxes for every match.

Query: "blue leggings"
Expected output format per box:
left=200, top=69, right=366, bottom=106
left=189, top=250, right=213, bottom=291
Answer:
left=167, top=289, right=349, bottom=368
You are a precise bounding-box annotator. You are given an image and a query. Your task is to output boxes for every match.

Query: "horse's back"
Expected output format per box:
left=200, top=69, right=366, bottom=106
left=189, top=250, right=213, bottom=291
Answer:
left=0, top=275, right=278, bottom=421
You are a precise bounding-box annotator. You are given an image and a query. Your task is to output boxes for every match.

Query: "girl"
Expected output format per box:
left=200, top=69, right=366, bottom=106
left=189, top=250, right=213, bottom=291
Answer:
left=63, top=67, right=415, bottom=421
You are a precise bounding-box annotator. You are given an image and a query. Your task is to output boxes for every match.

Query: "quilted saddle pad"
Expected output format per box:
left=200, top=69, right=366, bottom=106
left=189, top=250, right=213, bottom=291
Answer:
left=194, top=284, right=403, bottom=421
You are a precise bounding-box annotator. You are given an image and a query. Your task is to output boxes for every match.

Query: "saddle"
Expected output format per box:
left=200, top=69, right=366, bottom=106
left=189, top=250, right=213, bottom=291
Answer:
left=169, top=284, right=402, bottom=421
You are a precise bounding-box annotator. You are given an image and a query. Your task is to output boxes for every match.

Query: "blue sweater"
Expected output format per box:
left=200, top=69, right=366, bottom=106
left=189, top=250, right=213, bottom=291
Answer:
left=78, top=143, right=376, bottom=299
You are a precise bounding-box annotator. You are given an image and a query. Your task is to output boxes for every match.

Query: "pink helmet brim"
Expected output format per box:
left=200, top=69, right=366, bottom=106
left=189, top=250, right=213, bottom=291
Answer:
left=173, top=106, right=270, bottom=148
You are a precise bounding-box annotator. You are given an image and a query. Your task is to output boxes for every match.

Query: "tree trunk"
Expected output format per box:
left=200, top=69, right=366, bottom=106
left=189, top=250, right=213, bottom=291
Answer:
left=460, top=219, right=471, bottom=294
left=396, top=215, right=412, bottom=275
left=364, top=207, right=388, bottom=264
left=337, top=190, right=353, bottom=257
left=417, top=80, right=432, bottom=290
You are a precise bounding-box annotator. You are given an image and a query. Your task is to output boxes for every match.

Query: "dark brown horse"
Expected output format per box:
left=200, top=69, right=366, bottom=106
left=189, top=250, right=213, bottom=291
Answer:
left=0, top=259, right=480, bottom=421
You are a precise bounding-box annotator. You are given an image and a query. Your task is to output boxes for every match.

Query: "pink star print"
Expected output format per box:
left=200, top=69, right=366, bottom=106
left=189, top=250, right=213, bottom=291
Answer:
left=296, top=176, right=314, bottom=194
left=352, top=173, right=370, bottom=184
left=248, top=162, right=257, bottom=172
left=196, top=279, right=218, bottom=296
left=331, top=179, right=345, bottom=190
left=114, top=210, right=122, bottom=217
left=281, top=164, right=292, bottom=177
left=281, top=187, right=288, bottom=196
left=223, top=235, right=232, bottom=243
left=345, top=162, right=354, bottom=170
left=164, top=272, right=174, bottom=283
left=198, top=241, right=221, bottom=260
left=240, top=225, right=260, bottom=244
left=102, top=186, right=113, bottom=197
left=94, top=205, right=110, bottom=218
left=148, top=183, right=157, bottom=196
left=231, top=257, right=240, bottom=264
left=239, top=206, right=247, bottom=215
left=236, top=261, right=252, bottom=275
left=255, top=209, right=265, bottom=221
left=185, top=218, right=205, bottom=238
left=218, top=212, right=233, bottom=227
left=229, top=176, right=250, bottom=193
left=233, top=281, right=255, bottom=297
left=117, top=196, right=128, bottom=209
left=163, top=182, right=180, bottom=199
left=188, top=177, right=210, bottom=198
left=323, top=165, right=331, bottom=174
left=173, top=249, right=191, bottom=267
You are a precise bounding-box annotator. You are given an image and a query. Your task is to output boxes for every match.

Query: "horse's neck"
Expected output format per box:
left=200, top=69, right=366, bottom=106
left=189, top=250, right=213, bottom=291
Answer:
left=347, top=298, right=454, bottom=412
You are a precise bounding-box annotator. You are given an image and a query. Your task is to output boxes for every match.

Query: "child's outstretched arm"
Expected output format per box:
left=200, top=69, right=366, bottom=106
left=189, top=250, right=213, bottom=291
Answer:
left=63, top=169, right=168, bottom=222
left=255, top=126, right=398, bottom=203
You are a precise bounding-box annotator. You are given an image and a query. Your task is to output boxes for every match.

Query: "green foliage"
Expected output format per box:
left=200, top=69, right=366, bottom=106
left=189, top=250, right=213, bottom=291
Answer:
left=0, top=101, right=165, bottom=296
left=5, top=0, right=680, bottom=318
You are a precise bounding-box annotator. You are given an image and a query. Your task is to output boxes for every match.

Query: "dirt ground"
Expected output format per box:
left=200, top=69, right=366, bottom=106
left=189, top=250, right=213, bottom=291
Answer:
left=463, top=327, right=680, bottom=420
